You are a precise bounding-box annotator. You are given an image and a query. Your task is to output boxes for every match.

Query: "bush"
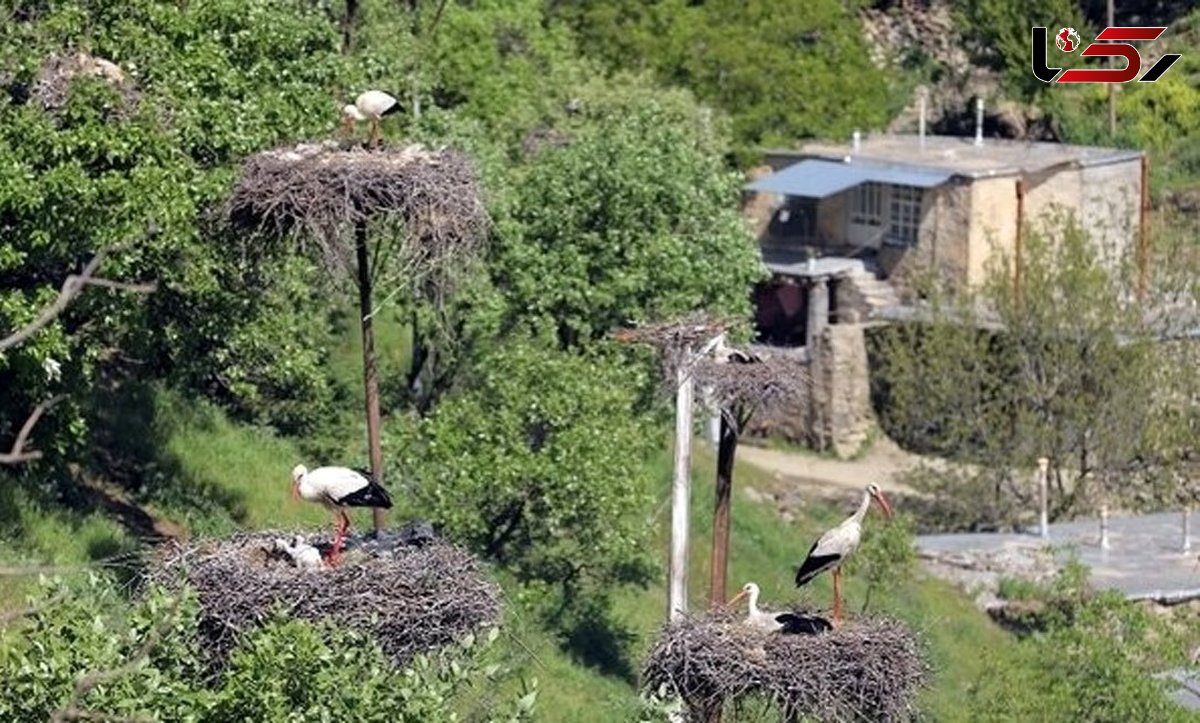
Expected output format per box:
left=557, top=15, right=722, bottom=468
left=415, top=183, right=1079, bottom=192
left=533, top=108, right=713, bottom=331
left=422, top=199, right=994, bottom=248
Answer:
left=393, top=338, right=660, bottom=613
left=0, top=576, right=535, bottom=722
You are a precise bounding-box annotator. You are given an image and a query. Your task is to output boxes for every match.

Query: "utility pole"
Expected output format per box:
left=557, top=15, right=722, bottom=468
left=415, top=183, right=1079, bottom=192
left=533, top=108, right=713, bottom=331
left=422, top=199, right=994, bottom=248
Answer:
left=668, top=361, right=694, bottom=620
left=1108, top=0, right=1117, bottom=137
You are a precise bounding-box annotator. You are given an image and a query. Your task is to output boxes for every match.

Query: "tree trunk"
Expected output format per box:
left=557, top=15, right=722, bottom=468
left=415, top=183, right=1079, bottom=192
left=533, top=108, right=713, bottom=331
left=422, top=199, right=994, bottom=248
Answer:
left=708, top=414, right=738, bottom=608
left=341, top=0, right=359, bottom=54
left=356, top=222, right=385, bottom=534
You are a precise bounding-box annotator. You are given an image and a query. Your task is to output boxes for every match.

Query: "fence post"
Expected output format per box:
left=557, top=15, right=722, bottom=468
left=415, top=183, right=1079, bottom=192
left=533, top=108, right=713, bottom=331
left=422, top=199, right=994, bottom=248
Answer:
left=1183, top=507, right=1192, bottom=553
left=1037, top=457, right=1049, bottom=539
left=1099, top=504, right=1111, bottom=551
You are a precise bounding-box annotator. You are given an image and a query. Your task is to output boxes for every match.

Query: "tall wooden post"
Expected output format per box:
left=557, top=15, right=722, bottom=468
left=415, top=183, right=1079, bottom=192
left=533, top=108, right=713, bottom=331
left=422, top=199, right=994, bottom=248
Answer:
left=355, top=222, right=385, bottom=534
left=668, top=363, right=695, bottom=620
left=1107, top=0, right=1117, bottom=137
left=1137, top=155, right=1151, bottom=301
left=708, top=414, right=738, bottom=608
left=1037, top=457, right=1049, bottom=538
left=1015, top=179, right=1026, bottom=311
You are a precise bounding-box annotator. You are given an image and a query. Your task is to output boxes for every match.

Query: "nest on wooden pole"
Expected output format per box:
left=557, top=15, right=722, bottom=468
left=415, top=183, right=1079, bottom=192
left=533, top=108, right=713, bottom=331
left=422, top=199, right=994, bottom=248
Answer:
left=690, top=352, right=811, bottom=426
left=145, top=529, right=501, bottom=670
left=641, top=608, right=928, bottom=722
left=224, top=140, right=488, bottom=296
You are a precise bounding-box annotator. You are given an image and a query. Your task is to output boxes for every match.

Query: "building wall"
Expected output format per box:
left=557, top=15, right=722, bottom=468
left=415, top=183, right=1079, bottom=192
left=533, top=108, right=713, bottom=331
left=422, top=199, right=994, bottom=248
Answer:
left=965, top=176, right=1018, bottom=286
left=880, top=180, right=971, bottom=294
left=1079, top=159, right=1141, bottom=266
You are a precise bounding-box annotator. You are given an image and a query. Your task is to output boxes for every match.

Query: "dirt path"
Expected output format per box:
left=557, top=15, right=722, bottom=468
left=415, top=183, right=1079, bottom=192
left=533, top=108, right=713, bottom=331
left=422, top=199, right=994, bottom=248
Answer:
left=736, top=435, right=921, bottom=498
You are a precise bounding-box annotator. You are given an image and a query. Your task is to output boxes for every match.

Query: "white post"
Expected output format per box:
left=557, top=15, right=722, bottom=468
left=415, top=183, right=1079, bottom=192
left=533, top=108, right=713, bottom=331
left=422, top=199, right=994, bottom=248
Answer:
left=1099, top=504, right=1110, bottom=551
left=918, top=88, right=928, bottom=149
left=974, top=97, right=984, bottom=146
left=708, top=413, right=720, bottom=447
left=1183, top=507, right=1192, bottom=553
left=668, top=362, right=695, bottom=620
left=1037, top=457, right=1049, bottom=539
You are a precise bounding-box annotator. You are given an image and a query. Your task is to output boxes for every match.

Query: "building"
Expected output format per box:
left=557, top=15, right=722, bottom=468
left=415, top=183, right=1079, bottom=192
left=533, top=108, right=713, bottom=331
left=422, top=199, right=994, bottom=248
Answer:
left=739, top=132, right=1149, bottom=456
left=744, top=133, right=1147, bottom=325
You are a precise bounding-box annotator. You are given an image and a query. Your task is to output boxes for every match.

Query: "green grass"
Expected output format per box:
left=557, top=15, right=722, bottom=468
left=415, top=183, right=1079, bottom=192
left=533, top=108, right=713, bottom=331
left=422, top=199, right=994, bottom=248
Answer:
left=1, top=375, right=1021, bottom=720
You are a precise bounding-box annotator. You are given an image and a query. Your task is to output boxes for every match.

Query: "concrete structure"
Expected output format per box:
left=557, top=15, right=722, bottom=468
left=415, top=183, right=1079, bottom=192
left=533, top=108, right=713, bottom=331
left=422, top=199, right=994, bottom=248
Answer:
left=745, top=133, right=1146, bottom=294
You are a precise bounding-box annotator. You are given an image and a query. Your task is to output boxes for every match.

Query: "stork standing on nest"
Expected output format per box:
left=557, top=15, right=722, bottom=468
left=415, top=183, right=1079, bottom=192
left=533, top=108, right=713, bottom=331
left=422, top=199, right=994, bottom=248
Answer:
left=291, top=464, right=392, bottom=566
left=727, top=582, right=833, bottom=634
left=341, top=90, right=402, bottom=150
left=795, top=483, right=893, bottom=626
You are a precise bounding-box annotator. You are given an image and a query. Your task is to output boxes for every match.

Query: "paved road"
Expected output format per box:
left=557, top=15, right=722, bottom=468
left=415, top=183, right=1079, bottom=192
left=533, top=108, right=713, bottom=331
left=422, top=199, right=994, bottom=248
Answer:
left=916, top=510, right=1200, bottom=603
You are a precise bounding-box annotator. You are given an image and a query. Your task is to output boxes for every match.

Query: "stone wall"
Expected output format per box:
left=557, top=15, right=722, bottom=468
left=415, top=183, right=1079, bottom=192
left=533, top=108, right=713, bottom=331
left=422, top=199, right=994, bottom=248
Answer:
left=746, top=324, right=874, bottom=458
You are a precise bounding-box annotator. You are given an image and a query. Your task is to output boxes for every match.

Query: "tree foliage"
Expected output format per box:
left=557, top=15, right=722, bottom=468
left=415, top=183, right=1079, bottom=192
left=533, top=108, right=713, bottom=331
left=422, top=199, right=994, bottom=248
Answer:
left=393, top=338, right=659, bottom=611
left=493, top=80, right=765, bottom=350
left=553, top=0, right=899, bottom=150
left=871, top=211, right=1192, bottom=528
left=968, top=562, right=1192, bottom=722
left=0, top=577, right=536, bottom=722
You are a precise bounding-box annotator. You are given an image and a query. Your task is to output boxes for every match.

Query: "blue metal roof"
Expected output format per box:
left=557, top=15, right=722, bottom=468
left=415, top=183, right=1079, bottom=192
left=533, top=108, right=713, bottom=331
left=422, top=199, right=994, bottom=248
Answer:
left=745, top=159, right=954, bottom=198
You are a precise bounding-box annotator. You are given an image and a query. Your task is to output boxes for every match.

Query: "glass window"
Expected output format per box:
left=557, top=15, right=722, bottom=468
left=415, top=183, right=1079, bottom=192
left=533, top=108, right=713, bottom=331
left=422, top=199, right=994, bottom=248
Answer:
left=850, top=183, right=883, bottom=226
left=887, top=185, right=923, bottom=245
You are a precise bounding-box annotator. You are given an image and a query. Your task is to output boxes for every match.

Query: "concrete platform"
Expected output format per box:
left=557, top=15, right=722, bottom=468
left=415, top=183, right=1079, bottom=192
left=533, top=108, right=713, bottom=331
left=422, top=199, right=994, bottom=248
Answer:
left=916, top=511, right=1200, bottom=604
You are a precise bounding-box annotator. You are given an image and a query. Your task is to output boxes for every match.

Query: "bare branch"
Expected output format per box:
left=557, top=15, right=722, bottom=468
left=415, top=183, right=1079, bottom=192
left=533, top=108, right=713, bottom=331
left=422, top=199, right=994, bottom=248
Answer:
left=0, top=246, right=157, bottom=353
left=0, top=394, right=66, bottom=464
left=50, top=595, right=183, bottom=723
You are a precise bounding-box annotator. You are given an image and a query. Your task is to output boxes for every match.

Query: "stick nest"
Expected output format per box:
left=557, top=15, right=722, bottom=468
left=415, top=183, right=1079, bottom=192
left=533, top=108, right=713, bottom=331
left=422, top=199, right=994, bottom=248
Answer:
left=146, top=529, right=501, bottom=669
left=225, top=141, right=488, bottom=287
left=31, top=51, right=140, bottom=118
left=614, top=313, right=810, bottom=417
left=642, top=608, right=927, bottom=722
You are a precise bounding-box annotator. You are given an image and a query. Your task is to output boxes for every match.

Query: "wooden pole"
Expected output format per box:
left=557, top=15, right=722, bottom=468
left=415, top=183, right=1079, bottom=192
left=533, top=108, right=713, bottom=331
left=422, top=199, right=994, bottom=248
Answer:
left=1137, top=154, right=1151, bottom=301
left=1037, top=457, right=1049, bottom=538
left=708, top=414, right=738, bottom=608
left=1183, top=507, right=1192, bottom=553
left=1015, top=178, right=1026, bottom=311
left=668, top=363, right=695, bottom=620
left=355, top=221, right=386, bottom=534
left=1108, top=0, right=1117, bottom=137
left=1099, top=504, right=1108, bottom=550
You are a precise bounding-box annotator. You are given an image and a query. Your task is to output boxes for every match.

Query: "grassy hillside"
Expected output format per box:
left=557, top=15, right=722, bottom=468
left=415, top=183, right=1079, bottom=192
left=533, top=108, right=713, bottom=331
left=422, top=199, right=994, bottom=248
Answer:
left=0, top=391, right=1019, bottom=721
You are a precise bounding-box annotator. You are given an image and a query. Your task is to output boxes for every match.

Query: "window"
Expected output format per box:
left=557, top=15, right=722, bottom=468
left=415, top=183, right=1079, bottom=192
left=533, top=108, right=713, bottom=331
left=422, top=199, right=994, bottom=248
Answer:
left=850, top=183, right=883, bottom=226
left=887, top=185, right=923, bottom=246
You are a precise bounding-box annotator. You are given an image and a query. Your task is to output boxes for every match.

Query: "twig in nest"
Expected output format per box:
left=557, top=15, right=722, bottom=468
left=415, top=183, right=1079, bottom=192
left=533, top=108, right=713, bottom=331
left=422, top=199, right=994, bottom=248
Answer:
left=224, top=142, right=488, bottom=302
left=50, top=595, right=184, bottom=723
left=642, top=608, right=928, bottom=722
left=146, top=530, right=501, bottom=670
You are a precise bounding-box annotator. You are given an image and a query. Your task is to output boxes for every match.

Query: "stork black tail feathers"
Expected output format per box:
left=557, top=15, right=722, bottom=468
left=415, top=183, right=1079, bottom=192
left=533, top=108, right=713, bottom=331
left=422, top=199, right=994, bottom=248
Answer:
left=339, top=479, right=394, bottom=509
left=381, top=100, right=405, bottom=117
left=776, top=612, right=833, bottom=635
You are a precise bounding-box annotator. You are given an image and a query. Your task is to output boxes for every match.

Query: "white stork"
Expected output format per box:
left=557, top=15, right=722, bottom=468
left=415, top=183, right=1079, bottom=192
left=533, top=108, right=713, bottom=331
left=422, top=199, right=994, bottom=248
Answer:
left=341, top=90, right=402, bottom=149
left=709, top=334, right=764, bottom=364
left=794, top=483, right=893, bottom=626
left=727, top=582, right=833, bottom=635
left=290, top=464, right=393, bottom=566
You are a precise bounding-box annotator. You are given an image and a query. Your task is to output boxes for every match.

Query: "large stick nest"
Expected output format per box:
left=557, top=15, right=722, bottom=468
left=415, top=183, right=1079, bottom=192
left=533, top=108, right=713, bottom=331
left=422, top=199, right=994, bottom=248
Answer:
left=225, top=141, right=488, bottom=289
left=30, top=51, right=140, bottom=119
left=146, top=528, right=501, bottom=669
left=614, top=313, right=810, bottom=419
left=642, top=608, right=927, bottom=722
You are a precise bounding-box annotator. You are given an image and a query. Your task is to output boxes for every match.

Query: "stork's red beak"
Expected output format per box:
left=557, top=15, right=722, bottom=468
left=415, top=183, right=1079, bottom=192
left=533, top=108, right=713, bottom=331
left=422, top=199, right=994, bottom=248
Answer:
left=290, top=481, right=300, bottom=503
left=726, top=589, right=748, bottom=607
left=872, top=491, right=894, bottom=519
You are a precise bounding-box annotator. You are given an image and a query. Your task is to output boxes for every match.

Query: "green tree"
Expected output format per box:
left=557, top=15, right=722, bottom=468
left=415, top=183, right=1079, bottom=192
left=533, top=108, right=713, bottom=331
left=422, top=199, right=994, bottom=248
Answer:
left=554, top=0, right=900, bottom=150
left=394, top=338, right=660, bottom=612
left=872, top=210, right=1189, bottom=527
left=493, top=80, right=765, bottom=350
